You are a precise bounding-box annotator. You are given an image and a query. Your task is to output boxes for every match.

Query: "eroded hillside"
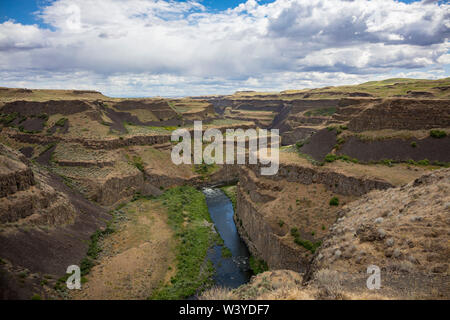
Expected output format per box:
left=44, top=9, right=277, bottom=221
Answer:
left=202, top=168, right=450, bottom=300
left=0, top=79, right=449, bottom=300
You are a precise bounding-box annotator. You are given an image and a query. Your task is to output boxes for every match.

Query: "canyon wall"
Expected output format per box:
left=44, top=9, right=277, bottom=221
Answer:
left=235, top=163, right=394, bottom=272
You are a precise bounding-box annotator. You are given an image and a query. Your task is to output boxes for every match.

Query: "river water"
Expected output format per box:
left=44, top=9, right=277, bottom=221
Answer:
left=202, top=187, right=252, bottom=288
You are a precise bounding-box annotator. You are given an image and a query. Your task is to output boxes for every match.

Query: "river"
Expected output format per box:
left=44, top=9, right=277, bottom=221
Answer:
left=202, top=187, right=252, bottom=288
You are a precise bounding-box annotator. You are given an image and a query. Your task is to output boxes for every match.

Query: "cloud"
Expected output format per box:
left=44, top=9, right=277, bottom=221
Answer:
left=0, top=0, right=448, bottom=96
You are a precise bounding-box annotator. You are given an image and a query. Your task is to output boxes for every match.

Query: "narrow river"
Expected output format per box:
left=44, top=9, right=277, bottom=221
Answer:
left=202, top=187, right=252, bottom=288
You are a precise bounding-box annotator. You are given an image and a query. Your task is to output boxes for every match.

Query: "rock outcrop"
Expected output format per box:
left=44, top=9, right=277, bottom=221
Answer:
left=346, top=99, right=450, bottom=132
left=235, top=162, right=393, bottom=272
left=306, top=168, right=450, bottom=299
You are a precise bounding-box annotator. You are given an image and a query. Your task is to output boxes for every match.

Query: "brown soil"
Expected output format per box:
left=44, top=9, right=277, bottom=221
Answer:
left=72, top=200, right=175, bottom=300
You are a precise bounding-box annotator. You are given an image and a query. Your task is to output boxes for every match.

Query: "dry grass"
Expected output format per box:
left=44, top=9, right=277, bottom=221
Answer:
left=71, top=200, right=176, bottom=300
left=198, top=286, right=236, bottom=300
left=344, top=128, right=450, bottom=141
left=314, top=269, right=345, bottom=299
left=311, top=168, right=450, bottom=299
left=227, top=77, right=450, bottom=100
left=279, top=148, right=432, bottom=186
left=0, top=87, right=106, bottom=102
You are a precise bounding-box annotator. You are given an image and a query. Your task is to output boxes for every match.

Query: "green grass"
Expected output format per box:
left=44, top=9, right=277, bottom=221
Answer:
left=304, top=107, right=336, bottom=117
left=294, top=238, right=322, bottom=253
left=125, top=154, right=145, bottom=173
left=193, top=161, right=218, bottom=177
left=249, top=256, right=268, bottom=275
left=290, top=228, right=321, bottom=253
left=79, top=218, right=116, bottom=276
left=295, top=150, right=324, bottom=166
left=149, top=186, right=218, bottom=300
left=0, top=112, right=19, bottom=125
left=55, top=117, right=68, bottom=127
left=220, top=185, right=237, bottom=209
left=221, top=246, right=232, bottom=258
left=324, top=153, right=358, bottom=164
left=430, top=130, right=447, bottom=139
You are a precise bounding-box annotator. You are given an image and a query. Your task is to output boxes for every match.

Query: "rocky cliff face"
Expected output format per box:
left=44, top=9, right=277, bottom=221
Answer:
left=304, top=168, right=450, bottom=299
left=0, top=149, right=35, bottom=198
left=235, top=163, right=393, bottom=272
left=346, top=99, right=450, bottom=132
left=204, top=168, right=450, bottom=300
left=0, top=144, right=81, bottom=225
left=0, top=142, right=111, bottom=299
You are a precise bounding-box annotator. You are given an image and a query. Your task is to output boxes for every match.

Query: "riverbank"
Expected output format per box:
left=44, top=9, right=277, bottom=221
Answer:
left=72, top=186, right=221, bottom=300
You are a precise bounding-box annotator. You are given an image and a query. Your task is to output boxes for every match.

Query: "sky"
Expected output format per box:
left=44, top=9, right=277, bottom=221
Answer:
left=0, top=0, right=449, bottom=97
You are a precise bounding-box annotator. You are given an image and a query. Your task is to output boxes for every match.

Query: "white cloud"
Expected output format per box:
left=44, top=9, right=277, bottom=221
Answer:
left=0, top=0, right=448, bottom=96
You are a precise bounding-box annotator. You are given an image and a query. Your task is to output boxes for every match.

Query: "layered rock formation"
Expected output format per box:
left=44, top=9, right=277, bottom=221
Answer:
left=0, top=143, right=110, bottom=299
left=305, top=168, right=450, bottom=299
left=235, top=162, right=393, bottom=272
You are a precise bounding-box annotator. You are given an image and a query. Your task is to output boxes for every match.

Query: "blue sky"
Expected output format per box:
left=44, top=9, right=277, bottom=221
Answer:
left=0, top=0, right=448, bottom=97
left=0, top=0, right=428, bottom=26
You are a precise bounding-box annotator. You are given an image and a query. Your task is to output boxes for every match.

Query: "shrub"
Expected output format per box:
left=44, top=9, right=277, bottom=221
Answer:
left=295, top=141, right=304, bottom=149
left=38, top=113, right=49, bottom=121
left=278, top=219, right=285, bottom=227
left=329, top=197, right=339, bottom=206
left=294, top=238, right=322, bottom=253
left=0, top=112, right=19, bottom=125
left=325, top=154, right=337, bottom=162
left=249, top=256, right=268, bottom=275
left=417, top=159, right=429, bottom=166
left=410, top=141, right=417, bottom=148
left=430, top=130, right=447, bottom=139
left=31, top=294, right=42, bottom=300
left=380, top=159, right=394, bottom=167
left=324, top=153, right=358, bottom=164
left=132, top=156, right=145, bottom=172
left=55, top=118, right=68, bottom=127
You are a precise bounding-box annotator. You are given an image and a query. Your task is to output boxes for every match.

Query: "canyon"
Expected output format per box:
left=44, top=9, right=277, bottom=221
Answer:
left=0, top=77, right=449, bottom=299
